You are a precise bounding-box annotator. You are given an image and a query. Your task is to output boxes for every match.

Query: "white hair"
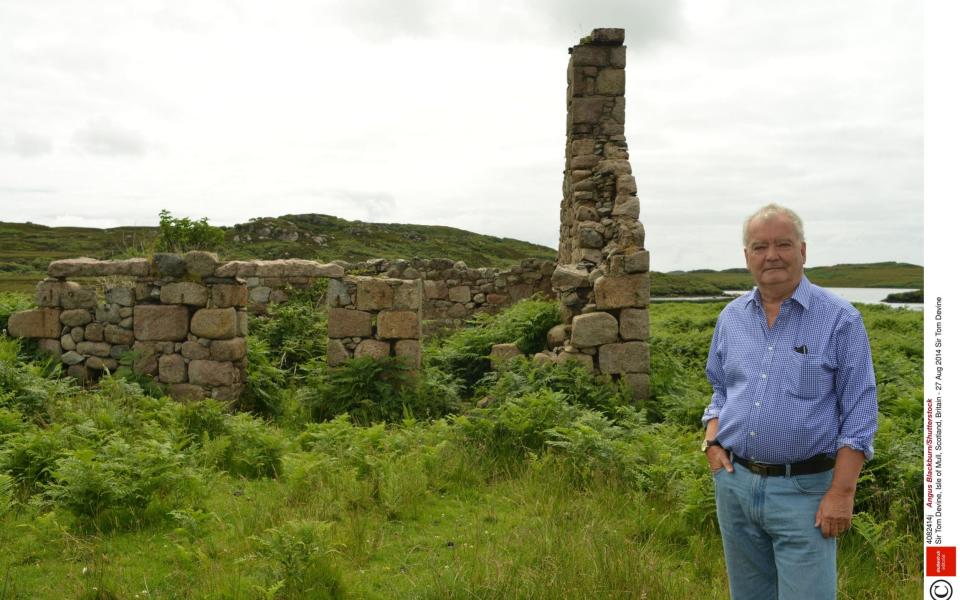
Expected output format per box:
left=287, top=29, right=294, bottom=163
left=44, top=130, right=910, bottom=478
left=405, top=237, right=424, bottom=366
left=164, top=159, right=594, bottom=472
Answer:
left=742, top=203, right=805, bottom=247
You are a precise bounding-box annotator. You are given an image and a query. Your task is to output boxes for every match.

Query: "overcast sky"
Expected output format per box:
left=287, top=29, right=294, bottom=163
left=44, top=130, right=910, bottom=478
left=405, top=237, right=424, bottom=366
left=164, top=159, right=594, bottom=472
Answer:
left=0, top=0, right=922, bottom=271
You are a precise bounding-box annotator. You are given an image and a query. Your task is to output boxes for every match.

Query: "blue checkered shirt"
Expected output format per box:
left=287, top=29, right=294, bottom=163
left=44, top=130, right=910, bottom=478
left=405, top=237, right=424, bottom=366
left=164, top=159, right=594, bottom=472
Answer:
left=703, top=276, right=877, bottom=464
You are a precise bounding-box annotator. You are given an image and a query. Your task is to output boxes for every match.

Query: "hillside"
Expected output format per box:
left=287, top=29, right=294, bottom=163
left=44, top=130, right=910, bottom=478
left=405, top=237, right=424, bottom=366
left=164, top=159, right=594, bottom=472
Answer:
left=677, top=261, right=923, bottom=292
left=0, top=214, right=557, bottom=270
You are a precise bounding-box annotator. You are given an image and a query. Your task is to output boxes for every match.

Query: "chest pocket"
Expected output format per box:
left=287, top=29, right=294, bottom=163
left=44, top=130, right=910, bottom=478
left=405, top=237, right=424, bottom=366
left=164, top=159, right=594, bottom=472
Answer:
left=785, top=352, right=834, bottom=400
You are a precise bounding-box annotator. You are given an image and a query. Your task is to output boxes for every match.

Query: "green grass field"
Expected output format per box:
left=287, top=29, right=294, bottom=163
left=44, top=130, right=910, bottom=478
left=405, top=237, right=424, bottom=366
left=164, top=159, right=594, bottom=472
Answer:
left=0, top=292, right=922, bottom=598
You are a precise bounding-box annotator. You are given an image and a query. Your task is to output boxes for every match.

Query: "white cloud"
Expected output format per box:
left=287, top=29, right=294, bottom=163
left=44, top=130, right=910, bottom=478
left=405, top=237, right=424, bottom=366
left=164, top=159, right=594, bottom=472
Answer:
left=72, top=118, right=148, bottom=157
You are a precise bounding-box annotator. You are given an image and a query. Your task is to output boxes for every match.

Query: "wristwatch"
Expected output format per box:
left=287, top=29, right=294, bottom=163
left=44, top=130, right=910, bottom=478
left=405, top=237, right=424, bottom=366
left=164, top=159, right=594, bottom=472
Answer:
left=701, top=438, right=723, bottom=452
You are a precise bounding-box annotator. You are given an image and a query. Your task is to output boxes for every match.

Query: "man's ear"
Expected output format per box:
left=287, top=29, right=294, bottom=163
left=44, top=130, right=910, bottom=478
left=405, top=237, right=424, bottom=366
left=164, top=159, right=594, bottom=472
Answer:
left=801, top=241, right=807, bottom=264
left=743, top=247, right=749, bottom=265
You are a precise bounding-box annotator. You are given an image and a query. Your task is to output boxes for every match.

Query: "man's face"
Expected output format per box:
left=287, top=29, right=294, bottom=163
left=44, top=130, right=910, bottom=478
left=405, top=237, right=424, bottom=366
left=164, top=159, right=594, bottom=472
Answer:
left=743, top=213, right=806, bottom=290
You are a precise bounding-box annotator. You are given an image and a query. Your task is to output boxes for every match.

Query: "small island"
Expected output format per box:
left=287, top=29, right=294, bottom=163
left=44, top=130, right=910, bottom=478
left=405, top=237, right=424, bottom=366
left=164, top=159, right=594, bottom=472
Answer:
left=882, top=289, right=923, bottom=303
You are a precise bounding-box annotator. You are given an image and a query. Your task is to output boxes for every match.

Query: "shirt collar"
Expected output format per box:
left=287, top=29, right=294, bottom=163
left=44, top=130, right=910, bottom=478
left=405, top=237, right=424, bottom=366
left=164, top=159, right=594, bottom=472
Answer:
left=744, top=275, right=811, bottom=310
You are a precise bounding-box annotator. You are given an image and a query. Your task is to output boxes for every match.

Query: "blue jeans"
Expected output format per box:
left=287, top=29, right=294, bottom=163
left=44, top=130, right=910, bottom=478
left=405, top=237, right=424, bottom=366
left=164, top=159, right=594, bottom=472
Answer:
left=713, top=463, right=836, bottom=600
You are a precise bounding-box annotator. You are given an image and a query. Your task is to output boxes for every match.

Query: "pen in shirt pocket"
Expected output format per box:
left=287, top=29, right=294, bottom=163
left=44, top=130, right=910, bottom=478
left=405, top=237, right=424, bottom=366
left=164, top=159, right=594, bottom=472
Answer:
left=793, top=345, right=808, bottom=354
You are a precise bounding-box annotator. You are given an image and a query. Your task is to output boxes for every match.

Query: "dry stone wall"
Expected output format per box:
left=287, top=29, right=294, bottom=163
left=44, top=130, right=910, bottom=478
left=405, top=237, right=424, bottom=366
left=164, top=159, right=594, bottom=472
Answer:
left=344, top=258, right=554, bottom=329
left=547, top=28, right=651, bottom=399
left=7, top=253, right=344, bottom=401
left=326, top=276, right=423, bottom=368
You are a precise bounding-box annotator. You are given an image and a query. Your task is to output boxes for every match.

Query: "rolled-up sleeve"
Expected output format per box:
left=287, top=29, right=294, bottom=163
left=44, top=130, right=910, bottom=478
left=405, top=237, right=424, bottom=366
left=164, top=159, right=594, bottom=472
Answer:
left=834, top=313, right=878, bottom=460
left=703, top=319, right=727, bottom=427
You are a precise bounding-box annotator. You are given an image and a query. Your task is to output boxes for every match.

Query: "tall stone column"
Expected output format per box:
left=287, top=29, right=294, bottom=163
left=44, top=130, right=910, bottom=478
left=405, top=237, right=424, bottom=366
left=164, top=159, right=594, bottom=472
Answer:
left=551, top=28, right=651, bottom=400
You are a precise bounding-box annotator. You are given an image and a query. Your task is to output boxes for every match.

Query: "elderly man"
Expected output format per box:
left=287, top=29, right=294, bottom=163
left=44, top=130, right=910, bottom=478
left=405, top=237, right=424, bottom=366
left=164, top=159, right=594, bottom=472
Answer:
left=702, top=204, right=878, bottom=600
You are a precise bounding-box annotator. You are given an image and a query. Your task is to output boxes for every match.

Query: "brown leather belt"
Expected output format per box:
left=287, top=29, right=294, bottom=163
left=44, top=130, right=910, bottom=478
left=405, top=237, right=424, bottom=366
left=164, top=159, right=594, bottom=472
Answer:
left=732, top=453, right=835, bottom=477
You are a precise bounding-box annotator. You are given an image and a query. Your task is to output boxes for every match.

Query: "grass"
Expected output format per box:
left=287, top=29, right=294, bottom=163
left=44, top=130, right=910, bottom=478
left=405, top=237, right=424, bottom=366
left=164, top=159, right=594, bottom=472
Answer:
left=0, top=295, right=922, bottom=598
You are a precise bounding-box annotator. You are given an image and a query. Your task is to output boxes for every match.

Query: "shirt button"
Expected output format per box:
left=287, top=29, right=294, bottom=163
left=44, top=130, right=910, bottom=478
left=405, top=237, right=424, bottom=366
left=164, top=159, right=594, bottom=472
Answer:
left=767, top=346, right=773, bottom=351
left=760, top=373, right=767, bottom=379
left=755, top=402, right=761, bottom=407
left=750, top=431, right=756, bottom=437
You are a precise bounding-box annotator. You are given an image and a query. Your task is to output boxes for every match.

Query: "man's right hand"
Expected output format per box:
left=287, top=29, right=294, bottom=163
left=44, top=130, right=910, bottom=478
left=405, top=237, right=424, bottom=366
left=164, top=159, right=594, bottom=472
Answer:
left=706, top=444, right=734, bottom=474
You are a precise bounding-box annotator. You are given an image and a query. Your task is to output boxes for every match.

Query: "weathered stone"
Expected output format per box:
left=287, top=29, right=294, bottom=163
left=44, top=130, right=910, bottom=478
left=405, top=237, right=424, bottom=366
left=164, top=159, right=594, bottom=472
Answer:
left=188, top=360, right=237, bottom=387
left=328, top=308, right=373, bottom=338
left=376, top=311, right=419, bottom=339
left=597, top=159, right=632, bottom=176
left=152, top=253, right=187, bottom=277
left=569, top=154, right=602, bottom=170
left=598, top=342, right=649, bottom=374
left=533, top=352, right=556, bottom=365
left=327, top=339, right=350, bottom=367
left=622, top=373, right=650, bottom=400
left=84, top=322, right=104, bottom=342
left=591, top=27, right=625, bottom=45
left=181, top=341, right=210, bottom=360
left=236, top=310, right=248, bottom=336
left=326, top=278, right=352, bottom=307
left=210, top=337, right=246, bottom=361
left=578, top=227, right=604, bottom=249
left=558, top=351, right=595, bottom=370
left=66, top=364, right=92, bottom=383
left=547, top=324, right=568, bottom=349
left=60, top=334, right=76, bottom=351
left=619, top=308, right=650, bottom=340
left=35, top=279, right=67, bottom=307
left=354, top=339, right=390, bottom=359
left=7, top=309, right=61, bottom=338
left=70, top=327, right=84, bottom=342
left=571, top=46, right=609, bottom=67
left=213, top=261, right=257, bottom=278
left=37, top=338, right=62, bottom=359
left=551, top=264, right=590, bottom=290
left=211, top=284, right=248, bottom=308
left=183, top=251, right=219, bottom=277
left=134, top=305, right=189, bottom=341
left=132, top=342, right=159, bottom=376
left=624, top=251, right=650, bottom=274
left=60, top=285, right=97, bottom=310
left=86, top=356, right=118, bottom=371
left=119, top=317, right=133, bottom=329
left=211, top=385, right=242, bottom=402
left=268, top=289, right=288, bottom=304
left=190, top=308, right=237, bottom=340
left=490, top=343, right=522, bottom=363
left=596, top=68, right=625, bottom=95
left=47, top=257, right=100, bottom=278
left=617, top=174, right=637, bottom=196
left=356, top=278, right=394, bottom=310
left=612, top=196, right=640, bottom=220
left=486, top=293, right=507, bottom=305
left=105, top=286, right=135, bottom=307
left=571, top=312, right=619, bottom=347
left=158, top=354, right=187, bottom=383
left=161, top=282, right=208, bottom=306
left=422, top=280, right=446, bottom=300
left=570, top=97, right=607, bottom=123
left=109, top=344, right=130, bottom=359
left=169, top=383, right=206, bottom=401
left=76, top=341, right=111, bottom=357
left=394, top=281, right=421, bottom=310
left=249, top=286, right=271, bottom=304
left=61, top=350, right=85, bottom=365
left=594, top=274, right=650, bottom=309
left=448, top=286, right=472, bottom=304
left=101, top=324, right=132, bottom=346
left=394, top=339, right=421, bottom=367
left=60, top=309, right=92, bottom=327
left=95, top=303, right=122, bottom=324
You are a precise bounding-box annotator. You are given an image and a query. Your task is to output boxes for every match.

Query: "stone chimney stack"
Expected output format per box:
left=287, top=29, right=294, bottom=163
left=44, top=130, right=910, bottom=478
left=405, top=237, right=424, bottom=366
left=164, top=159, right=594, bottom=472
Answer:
left=551, top=28, right=651, bottom=400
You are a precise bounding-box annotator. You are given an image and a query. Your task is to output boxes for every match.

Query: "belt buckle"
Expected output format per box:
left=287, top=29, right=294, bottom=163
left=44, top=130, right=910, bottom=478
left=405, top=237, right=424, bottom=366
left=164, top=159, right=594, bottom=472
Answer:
left=750, top=461, right=778, bottom=477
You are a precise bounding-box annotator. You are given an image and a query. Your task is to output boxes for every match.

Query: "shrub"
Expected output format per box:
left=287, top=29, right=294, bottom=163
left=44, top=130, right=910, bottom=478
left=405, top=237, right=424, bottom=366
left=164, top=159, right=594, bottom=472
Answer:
left=42, top=435, right=202, bottom=530
left=238, top=335, right=289, bottom=417
left=251, top=520, right=346, bottom=599
left=248, top=281, right=329, bottom=373
left=426, top=297, right=561, bottom=393
left=0, top=291, right=33, bottom=331
left=0, top=425, right=76, bottom=494
left=203, top=413, right=285, bottom=479
left=306, top=357, right=455, bottom=425
left=155, top=209, right=225, bottom=253
left=476, top=357, right=631, bottom=414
